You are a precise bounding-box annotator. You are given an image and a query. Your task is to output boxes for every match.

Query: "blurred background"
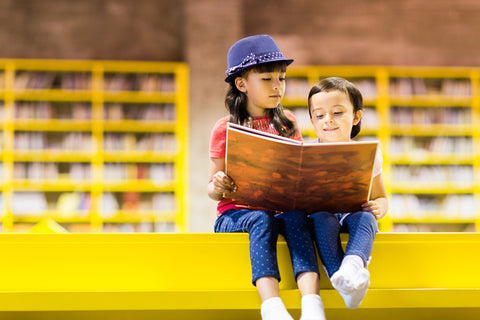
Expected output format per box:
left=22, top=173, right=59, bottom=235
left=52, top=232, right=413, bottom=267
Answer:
left=1, top=0, right=480, bottom=233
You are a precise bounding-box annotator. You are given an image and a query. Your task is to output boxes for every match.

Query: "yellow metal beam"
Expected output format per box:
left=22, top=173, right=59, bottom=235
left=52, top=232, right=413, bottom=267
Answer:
left=0, top=233, right=477, bottom=319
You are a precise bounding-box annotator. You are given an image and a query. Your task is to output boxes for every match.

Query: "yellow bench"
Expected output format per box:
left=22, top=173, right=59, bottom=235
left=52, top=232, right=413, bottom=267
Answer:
left=0, top=233, right=478, bottom=320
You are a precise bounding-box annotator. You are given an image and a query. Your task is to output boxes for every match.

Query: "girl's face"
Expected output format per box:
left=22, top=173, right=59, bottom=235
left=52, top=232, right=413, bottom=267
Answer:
left=235, top=70, right=286, bottom=117
left=309, top=90, right=362, bottom=143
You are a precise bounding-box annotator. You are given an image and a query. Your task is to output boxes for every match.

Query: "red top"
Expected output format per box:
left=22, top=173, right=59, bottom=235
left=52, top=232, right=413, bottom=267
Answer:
left=209, top=111, right=302, bottom=216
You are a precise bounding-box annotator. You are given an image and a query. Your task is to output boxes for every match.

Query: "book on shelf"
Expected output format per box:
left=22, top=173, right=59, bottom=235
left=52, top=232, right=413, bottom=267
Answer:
left=226, top=123, right=378, bottom=214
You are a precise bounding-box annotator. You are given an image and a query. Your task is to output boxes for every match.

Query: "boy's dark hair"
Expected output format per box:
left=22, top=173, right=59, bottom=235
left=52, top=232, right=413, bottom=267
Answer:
left=225, top=61, right=297, bottom=137
left=307, top=77, right=363, bottom=139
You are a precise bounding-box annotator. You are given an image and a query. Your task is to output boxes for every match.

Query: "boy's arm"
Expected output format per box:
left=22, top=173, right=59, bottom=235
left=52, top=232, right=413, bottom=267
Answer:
left=362, top=173, right=388, bottom=220
left=208, top=157, right=237, bottom=201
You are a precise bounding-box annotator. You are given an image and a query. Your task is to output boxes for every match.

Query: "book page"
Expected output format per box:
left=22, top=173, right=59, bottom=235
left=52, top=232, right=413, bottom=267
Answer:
left=226, top=124, right=302, bottom=211
left=226, top=123, right=378, bottom=214
left=295, top=141, right=378, bottom=213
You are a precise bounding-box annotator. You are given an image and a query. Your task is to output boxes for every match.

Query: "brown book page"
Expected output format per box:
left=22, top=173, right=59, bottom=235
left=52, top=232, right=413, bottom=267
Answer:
left=226, top=123, right=302, bottom=211
left=226, top=123, right=377, bottom=214
left=295, top=142, right=377, bottom=213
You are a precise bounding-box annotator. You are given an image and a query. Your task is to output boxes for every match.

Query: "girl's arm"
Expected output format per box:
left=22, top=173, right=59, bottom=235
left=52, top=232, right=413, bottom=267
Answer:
left=362, top=173, right=388, bottom=220
left=208, top=157, right=237, bottom=201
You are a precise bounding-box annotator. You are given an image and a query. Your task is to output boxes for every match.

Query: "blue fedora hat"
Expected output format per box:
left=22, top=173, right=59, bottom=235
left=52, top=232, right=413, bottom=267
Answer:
left=225, top=34, right=294, bottom=83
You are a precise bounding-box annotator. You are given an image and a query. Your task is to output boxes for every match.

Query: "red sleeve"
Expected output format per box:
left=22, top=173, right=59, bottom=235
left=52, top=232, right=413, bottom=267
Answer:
left=209, top=116, right=229, bottom=159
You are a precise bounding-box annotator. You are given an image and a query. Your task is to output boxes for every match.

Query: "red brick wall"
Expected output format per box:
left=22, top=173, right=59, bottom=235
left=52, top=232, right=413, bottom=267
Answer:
left=243, top=0, right=480, bottom=66
left=0, top=0, right=181, bottom=60
left=1, top=0, right=479, bottom=65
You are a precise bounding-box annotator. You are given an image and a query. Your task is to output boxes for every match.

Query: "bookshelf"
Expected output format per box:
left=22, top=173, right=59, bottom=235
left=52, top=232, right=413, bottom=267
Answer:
left=0, top=59, right=189, bottom=233
left=284, top=66, right=480, bottom=232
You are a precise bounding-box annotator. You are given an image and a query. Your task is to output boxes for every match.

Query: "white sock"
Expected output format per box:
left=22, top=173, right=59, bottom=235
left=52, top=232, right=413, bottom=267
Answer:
left=260, top=297, right=294, bottom=320
left=300, top=294, right=326, bottom=320
left=331, top=255, right=370, bottom=309
left=336, top=268, right=370, bottom=309
left=330, top=255, right=364, bottom=293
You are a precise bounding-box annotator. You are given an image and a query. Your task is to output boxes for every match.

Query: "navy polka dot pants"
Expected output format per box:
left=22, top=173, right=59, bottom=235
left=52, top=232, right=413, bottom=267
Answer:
left=214, top=209, right=319, bottom=285
left=309, top=211, right=378, bottom=278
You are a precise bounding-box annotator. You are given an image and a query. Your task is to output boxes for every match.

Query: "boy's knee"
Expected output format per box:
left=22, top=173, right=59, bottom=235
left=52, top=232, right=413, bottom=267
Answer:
left=276, top=210, right=307, bottom=225
left=309, top=211, right=335, bottom=224
left=360, top=211, right=378, bottom=226
left=310, top=211, right=330, bottom=218
left=351, top=211, right=378, bottom=234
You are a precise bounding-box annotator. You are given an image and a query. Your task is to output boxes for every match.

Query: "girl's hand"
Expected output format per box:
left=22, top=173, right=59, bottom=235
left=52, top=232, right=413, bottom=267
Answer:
left=362, top=200, right=382, bottom=220
left=211, top=171, right=237, bottom=198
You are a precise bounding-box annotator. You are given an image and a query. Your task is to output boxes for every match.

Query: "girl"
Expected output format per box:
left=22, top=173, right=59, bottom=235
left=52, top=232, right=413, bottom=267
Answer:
left=307, top=77, right=388, bottom=309
left=208, top=35, right=326, bottom=320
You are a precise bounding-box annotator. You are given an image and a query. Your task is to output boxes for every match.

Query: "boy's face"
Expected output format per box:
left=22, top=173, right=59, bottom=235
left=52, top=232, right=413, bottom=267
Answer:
left=235, top=70, right=286, bottom=117
left=310, top=90, right=362, bottom=143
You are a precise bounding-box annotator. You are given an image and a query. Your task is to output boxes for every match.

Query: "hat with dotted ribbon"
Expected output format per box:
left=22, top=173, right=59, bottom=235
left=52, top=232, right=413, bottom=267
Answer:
left=225, top=34, right=294, bottom=83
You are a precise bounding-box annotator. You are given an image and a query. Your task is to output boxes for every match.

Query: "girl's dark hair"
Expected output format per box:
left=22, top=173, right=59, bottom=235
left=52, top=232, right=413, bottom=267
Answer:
left=307, top=77, right=363, bottom=139
left=225, top=61, right=297, bottom=137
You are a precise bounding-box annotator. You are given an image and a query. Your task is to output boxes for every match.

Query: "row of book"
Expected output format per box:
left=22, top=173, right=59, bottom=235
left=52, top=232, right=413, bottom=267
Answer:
left=14, top=132, right=93, bottom=150
left=5, top=162, right=175, bottom=182
left=103, top=133, right=176, bottom=151
left=14, top=72, right=91, bottom=90
left=103, top=222, right=177, bottom=233
left=5, top=222, right=177, bottom=233
left=13, top=162, right=91, bottom=180
left=10, top=132, right=177, bottom=151
left=392, top=224, right=475, bottom=232
left=12, top=102, right=177, bottom=121
left=4, top=191, right=176, bottom=216
left=391, top=165, right=474, bottom=183
left=390, top=136, right=473, bottom=154
left=389, top=78, right=471, bottom=96
left=390, top=107, right=472, bottom=125
left=104, top=103, right=176, bottom=121
left=389, top=194, right=476, bottom=219
left=11, top=72, right=176, bottom=92
left=103, top=163, right=174, bottom=181
left=14, top=131, right=93, bottom=151
left=104, top=73, right=175, bottom=92
left=15, top=102, right=91, bottom=120
left=285, top=77, right=473, bottom=98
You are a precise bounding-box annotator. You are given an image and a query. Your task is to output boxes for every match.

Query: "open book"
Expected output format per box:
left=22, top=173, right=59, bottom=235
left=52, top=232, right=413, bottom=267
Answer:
left=226, top=123, right=378, bottom=214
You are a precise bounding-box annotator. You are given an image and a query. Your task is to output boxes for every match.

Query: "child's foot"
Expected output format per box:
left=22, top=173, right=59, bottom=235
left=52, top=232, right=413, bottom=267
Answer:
left=300, top=294, right=326, bottom=320
left=330, top=255, right=370, bottom=309
left=335, top=268, right=370, bottom=309
left=261, top=297, right=294, bottom=320
left=330, top=255, right=364, bottom=293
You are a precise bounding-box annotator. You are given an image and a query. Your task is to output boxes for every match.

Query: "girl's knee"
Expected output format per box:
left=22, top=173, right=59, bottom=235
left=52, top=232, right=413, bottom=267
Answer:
left=250, top=211, right=278, bottom=230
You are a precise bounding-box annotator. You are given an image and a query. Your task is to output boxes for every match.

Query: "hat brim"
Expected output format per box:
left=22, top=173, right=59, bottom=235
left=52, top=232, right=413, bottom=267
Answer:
left=224, top=58, right=294, bottom=83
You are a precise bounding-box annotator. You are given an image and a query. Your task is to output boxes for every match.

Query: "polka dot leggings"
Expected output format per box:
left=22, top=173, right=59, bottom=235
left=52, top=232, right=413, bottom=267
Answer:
left=214, top=209, right=319, bottom=284
left=309, top=211, right=378, bottom=278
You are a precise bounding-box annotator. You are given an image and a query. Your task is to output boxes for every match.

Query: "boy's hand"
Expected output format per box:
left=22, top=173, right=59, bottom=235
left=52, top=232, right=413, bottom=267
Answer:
left=212, top=171, right=237, bottom=198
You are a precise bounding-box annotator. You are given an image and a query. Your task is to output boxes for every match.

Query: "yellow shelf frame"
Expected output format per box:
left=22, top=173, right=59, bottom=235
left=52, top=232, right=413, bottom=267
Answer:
left=0, top=59, right=189, bottom=232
